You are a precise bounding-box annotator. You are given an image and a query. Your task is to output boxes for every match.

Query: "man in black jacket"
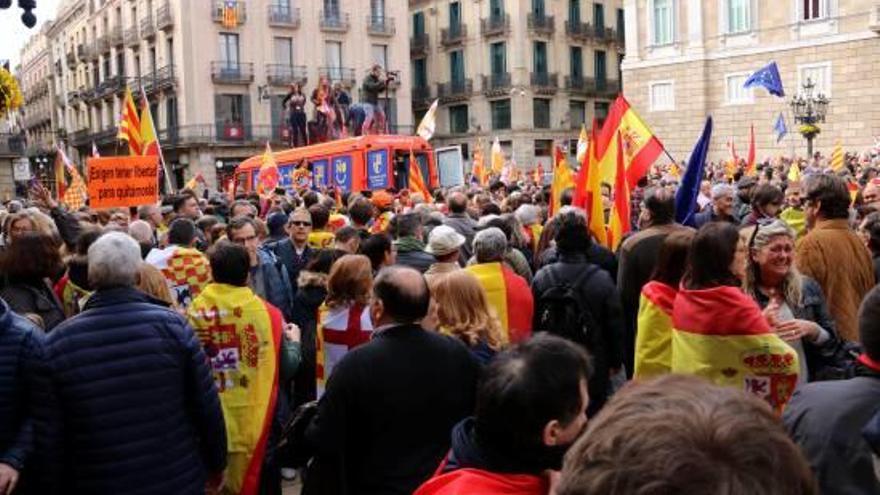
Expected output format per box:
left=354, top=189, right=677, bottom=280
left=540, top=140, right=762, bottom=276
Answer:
left=617, top=187, right=691, bottom=377
left=532, top=210, right=624, bottom=416
left=305, top=266, right=480, bottom=495
left=268, top=208, right=314, bottom=299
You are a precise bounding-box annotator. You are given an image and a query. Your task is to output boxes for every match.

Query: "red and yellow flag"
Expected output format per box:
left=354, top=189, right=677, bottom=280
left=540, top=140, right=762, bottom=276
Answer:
left=831, top=141, right=844, bottom=171
left=671, top=285, right=799, bottom=414
left=257, top=142, right=280, bottom=195
left=140, top=97, right=159, bottom=157
left=490, top=136, right=504, bottom=175
left=62, top=166, right=88, bottom=210
left=465, top=262, right=533, bottom=346
left=408, top=149, right=431, bottom=202
left=595, top=96, right=664, bottom=189
left=533, top=163, right=544, bottom=185
left=118, top=86, right=142, bottom=155
left=53, top=148, right=69, bottom=200
left=549, top=146, right=574, bottom=217
left=586, top=126, right=607, bottom=246
left=607, top=130, right=631, bottom=251
left=472, top=140, right=488, bottom=186
left=745, top=123, right=757, bottom=176
left=187, top=283, right=282, bottom=495
left=633, top=281, right=677, bottom=380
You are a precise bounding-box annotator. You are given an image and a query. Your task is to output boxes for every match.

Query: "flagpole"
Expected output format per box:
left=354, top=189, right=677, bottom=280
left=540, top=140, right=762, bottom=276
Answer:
left=141, top=86, right=175, bottom=194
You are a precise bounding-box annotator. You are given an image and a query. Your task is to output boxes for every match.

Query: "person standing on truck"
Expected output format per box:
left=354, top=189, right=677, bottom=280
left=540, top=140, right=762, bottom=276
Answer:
left=282, top=82, right=308, bottom=148
left=361, top=64, right=393, bottom=135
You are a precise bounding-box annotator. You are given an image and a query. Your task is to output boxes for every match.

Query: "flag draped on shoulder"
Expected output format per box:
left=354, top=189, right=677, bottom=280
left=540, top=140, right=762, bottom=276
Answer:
left=187, top=283, right=283, bottom=495
left=416, top=99, right=439, bottom=141
left=671, top=286, right=799, bottom=414
left=633, top=281, right=677, bottom=379
left=145, top=245, right=212, bottom=310
left=257, top=142, right=280, bottom=195
left=743, top=61, right=785, bottom=97
left=316, top=303, right=373, bottom=398
left=607, top=131, right=631, bottom=251
left=549, top=146, right=574, bottom=216
left=118, top=86, right=143, bottom=155
left=674, top=116, right=712, bottom=226
left=465, top=262, right=533, bottom=346
left=595, top=96, right=664, bottom=189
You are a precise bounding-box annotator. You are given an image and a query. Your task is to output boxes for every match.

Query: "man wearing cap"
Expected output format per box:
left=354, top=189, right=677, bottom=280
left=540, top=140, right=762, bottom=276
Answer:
left=424, top=225, right=465, bottom=285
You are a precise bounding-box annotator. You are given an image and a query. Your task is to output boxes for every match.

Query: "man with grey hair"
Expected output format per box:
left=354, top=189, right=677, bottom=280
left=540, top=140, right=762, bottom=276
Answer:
left=694, top=183, right=739, bottom=228
left=32, top=232, right=228, bottom=493
left=128, top=219, right=154, bottom=258
left=466, top=227, right=534, bottom=343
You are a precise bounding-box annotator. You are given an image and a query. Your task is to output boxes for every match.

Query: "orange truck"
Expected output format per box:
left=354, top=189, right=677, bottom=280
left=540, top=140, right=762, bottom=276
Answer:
left=234, top=134, right=437, bottom=195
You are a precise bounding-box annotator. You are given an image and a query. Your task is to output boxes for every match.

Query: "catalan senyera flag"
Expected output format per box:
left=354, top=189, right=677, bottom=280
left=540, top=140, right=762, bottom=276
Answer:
left=671, top=285, right=800, bottom=415
left=490, top=136, right=504, bottom=175
left=408, top=149, right=432, bottom=201
left=416, top=99, right=439, bottom=141
left=118, top=86, right=143, bottom=155
left=586, top=126, right=608, bottom=247
left=222, top=0, right=239, bottom=28
left=315, top=303, right=373, bottom=399
left=831, top=141, right=844, bottom=171
left=607, top=130, right=631, bottom=251
left=549, top=146, right=574, bottom=216
left=745, top=123, right=757, bottom=176
left=595, top=96, right=664, bottom=189
left=187, top=283, right=282, bottom=495
left=576, top=124, right=589, bottom=164
left=257, top=142, right=280, bottom=195
left=633, top=281, right=677, bottom=380
left=465, top=262, right=533, bottom=346
left=139, top=98, right=159, bottom=157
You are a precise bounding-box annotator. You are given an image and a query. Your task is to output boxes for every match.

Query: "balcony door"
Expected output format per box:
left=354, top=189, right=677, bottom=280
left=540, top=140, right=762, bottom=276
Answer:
left=324, top=0, right=340, bottom=18
left=219, top=33, right=240, bottom=76
left=490, top=42, right=506, bottom=77
left=534, top=41, right=547, bottom=74
left=324, top=41, right=342, bottom=80
left=450, top=50, right=465, bottom=87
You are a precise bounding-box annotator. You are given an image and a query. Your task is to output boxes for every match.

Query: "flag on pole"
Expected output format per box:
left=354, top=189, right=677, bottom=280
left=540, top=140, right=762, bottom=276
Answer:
left=549, top=146, right=574, bottom=217
left=674, top=117, right=713, bottom=227
left=53, top=144, right=72, bottom=201
left=743, top=61, right=785, bottom=97
left=490, top=137, right=504, bottom=175
left=416, top=99, right=439, bottom=141
left=139, top=99, right=159, bottom=157
left=573, top=118, right=600, bottom=210
left=594, top=96, right=665, bottom=189
left=774, top=113, right=788, bottom=143
left=257, top=142, right=280, bottom=195
left=586, top=126, right=607, bottom=247
left=745, top=123, right=756, bottom=176
left=787, top=162, right=801, bottom=182
left=607, top=130, right=631, bottom=251
left=118, top=86, right=142, bottom=155
left=472, top=140, right=487, bottom=186
left=576, top=124, right=589, bottom=164
left=184, top=172, right=205, bottom=191
left=727, top=137, right=739, bottom=165
left=408, top=149, right=431, bottom=201
left=831, top=141, right=844, bottom=171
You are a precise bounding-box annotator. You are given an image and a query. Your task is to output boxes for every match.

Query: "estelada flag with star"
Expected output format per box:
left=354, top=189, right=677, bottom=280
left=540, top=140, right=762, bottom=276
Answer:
left=186, top=283, right=283, bottom=495
left=595, top=95, right=665, bottom=190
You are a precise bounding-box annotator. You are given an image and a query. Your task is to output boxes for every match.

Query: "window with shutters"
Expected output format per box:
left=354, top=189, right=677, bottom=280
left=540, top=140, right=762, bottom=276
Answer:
left=651, top=0, right=674, bottom=45
left=533, top=98, right=551, bottom=128
left=491, top=99, right=511, bottom=130
left=449, top=104, right=469, bottom=134
left=648, top=81, right=674, bottom=111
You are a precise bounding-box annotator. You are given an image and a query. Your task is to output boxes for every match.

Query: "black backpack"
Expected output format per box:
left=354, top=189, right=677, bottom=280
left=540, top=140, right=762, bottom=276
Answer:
left=535, top=265, right=602, bottom=352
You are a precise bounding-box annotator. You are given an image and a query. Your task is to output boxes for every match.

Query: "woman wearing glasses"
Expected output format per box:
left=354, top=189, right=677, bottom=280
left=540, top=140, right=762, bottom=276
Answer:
left=743, top=219, right=846, bottom=383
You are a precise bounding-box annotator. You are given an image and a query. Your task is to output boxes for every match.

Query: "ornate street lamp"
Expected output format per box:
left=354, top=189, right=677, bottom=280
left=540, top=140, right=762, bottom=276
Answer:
left=0, top=0, right=37, bottom=28
left=789, top=78, right=830, bottom=157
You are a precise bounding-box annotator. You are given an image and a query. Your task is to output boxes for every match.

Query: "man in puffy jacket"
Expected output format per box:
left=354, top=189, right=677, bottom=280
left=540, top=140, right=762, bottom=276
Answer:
left=0, top=297, right=43, bottom=495
left=32, top=232, right=227, bottom=494
left=415, top=334, right=591, bottom=495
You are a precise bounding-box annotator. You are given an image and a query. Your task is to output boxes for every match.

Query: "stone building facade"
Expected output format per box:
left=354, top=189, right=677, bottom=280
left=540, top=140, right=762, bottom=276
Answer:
left=622, top=0, right=880, bottom=162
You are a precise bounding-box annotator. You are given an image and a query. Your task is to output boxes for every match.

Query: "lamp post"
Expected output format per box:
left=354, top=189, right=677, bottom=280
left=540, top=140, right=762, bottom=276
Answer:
left=789, top=78, right=829, bottom=157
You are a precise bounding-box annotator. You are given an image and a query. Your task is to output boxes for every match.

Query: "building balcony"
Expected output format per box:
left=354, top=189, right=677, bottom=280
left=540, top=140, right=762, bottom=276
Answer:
left=109, top=26, right=123, bottom=46
left=318, top=66, right=356, bottom=88
left=366, top=15, right=395, bottom=36
left=527, top=13, right=554, bottom=36
left=410, top=33, right=429, bottom=57
left=593, top=26, right=615, bottom=43
left=319, top=11, right=349, bottom=32
left=141, top=14, right=156, bottom=39
left=90, top=127, right=119, bottom=146
left=70, top=128, right=91, bottom=147
left=565, top=75, right=596, bottom=94
left=124, top=26, right=140, bottom=46
left=96, top=75, right=126, bottom=98
left=480, top=14, right=510, bottom=37
left=437, top=78, right=472, bottom=103
left=268, top=5, right=300, bottom=27
left=595, top=79, right=621, bottom=98
left=212, top=1, right=247, bottom=25
left=440, top=24, right=467, bottom=47
left=158, top=124, right=293, bottom=147
left=0, top=134, right=26, bottom=157
left=67, top=89, right=81, bottom=103
left=411, top=85, right=432, bottom=108
left=76, top=43, right=86, bottom=59
left=141, top=64, right=177, bottom=94
left=211, top=61, right=254, bottom=84
left=82, top=86, right=101, bottom=103
left=565, top=20, right=593, bottom=41
left=482, top=72, right=511, bottom=95
left=85, top=43, right=99, bottom=62
left=65, top=52, right=75, bottom=68
left=97, top=35, right=110, bottom=54
left=530, top=72, right=558, bottom=94
left=157, top=2, right=174, bottom=31
left=266, top=64, right=308, bottom=86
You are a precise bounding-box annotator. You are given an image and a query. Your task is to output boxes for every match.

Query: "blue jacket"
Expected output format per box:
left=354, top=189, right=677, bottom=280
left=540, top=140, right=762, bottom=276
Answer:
left=252, top=247, right=294, bottom=322
left=32, top=287, right=227, bottom=494
left=0, top=298, right=43, bottom=481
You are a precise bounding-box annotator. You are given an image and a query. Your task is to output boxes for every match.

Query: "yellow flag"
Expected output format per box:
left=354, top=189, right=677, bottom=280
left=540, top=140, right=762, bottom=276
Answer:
left=587, top=134, right=608, bottom=247
left=549, top=147, right=574, bottom=216
left=787, top=162, right=801, bottom=182
left=831, top=141, right=844, bottom=171
left=491, top=137, right=504, bottom=174
left=576, top=124, right=588, bottom=164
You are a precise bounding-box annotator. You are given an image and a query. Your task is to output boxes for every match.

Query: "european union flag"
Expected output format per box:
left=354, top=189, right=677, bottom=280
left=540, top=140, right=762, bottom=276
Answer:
left=675, top=116, right=713, bottom=227
left=774, top=113, right=787, bottom=143
left=744, top=61, right=785, bottom=97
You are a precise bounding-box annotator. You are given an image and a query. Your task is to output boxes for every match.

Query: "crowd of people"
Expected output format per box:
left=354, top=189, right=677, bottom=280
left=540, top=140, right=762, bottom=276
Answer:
left=1, top=148, right=880, bottom=495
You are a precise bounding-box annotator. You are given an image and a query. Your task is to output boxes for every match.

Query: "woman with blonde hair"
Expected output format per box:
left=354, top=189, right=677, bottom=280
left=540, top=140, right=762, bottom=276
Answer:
left=136, top=262, right=177, bottom=310
left=429, top=270, right=503, bottom=364
left=315, top=254, right=374, bottom=397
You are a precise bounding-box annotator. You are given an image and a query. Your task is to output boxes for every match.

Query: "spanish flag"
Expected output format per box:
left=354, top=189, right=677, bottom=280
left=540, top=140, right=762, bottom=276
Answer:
left=586, top=126, right=607, bottom=246
left=465, top=262, right=533, bottom=345
left=595, top=96, right=664, bottom=189
left=257, top=142, right=280, bottom=195
left=633, top=281, right=677, bottom=379
left=187, top=283, right=283, bottom=495
left=575, top=123, right=589, bottom=164
left=671, top=285, right=799, bottom=414
left=549, top=146, right=574, bottom=216
left=118, top=86, right=142, bottom=155
left=607, top=130, right=631, bottom=251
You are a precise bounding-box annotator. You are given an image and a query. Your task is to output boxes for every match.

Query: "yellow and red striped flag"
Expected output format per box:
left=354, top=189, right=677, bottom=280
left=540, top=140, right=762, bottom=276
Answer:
left=586, top=126, right=607, bottom=246
left=408, top=149, right=431, bottom=202
left=576, top=124, right=589, bottom=164
left=831, top=141, right=844, bottom=171
left=633, top=281, right=677, bottom=379
left=140, top=97, right=159, bottom=158
left=465, top=262, right=533, bottom=346
left=607, top=130, right=631, bottom=251
left=549, top=146, right=574, bottom=217
left=53, top=144, right=71, bottom=200
left=671, top=285, right=799, bottom=415
left=118, top=86, right=142, bottom=155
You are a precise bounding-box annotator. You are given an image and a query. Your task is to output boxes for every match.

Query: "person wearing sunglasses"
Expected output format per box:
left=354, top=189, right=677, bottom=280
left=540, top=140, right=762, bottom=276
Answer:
left=266, top=208, right=314, bottom=301
left=743, top=219, right=845, bottom=384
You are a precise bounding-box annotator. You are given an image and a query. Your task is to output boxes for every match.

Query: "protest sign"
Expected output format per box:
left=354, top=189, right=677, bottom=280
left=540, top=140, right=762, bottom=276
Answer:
left=87, top=156, right=159, bottom=208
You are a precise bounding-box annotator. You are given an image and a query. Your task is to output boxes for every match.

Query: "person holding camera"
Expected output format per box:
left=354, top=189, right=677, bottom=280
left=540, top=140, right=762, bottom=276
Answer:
left=361, top=64, right=393, bottom=135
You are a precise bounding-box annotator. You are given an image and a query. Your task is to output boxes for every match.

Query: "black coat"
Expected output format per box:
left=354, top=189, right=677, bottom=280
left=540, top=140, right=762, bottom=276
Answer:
left=537, top=243, right=618, bottom=281
left=268, top=239, right=314, bottom=300
left=0, top=298, right=42, bottom=491
left=304, top=323, right=479, bottom=495
left=31, top=288, right=227, bottom=494
left=0, top=278, right=66, bottom=331
left=291, top=271, right=328, bottom=407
